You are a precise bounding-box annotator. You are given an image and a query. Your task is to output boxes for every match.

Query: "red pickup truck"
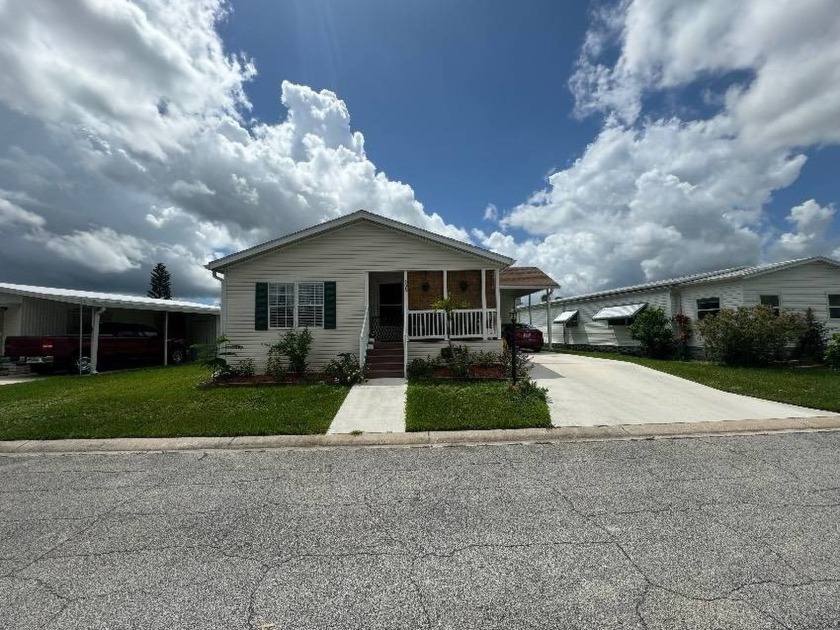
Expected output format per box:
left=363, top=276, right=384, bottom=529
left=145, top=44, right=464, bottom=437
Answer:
left=4, top=323, right=188, bottom=373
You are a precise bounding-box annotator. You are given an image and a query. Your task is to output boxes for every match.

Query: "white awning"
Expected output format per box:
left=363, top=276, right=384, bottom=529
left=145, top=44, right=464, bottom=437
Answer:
left=554, top=310, right=579, bottom=323
left=592, top=303, right=647, bottom=320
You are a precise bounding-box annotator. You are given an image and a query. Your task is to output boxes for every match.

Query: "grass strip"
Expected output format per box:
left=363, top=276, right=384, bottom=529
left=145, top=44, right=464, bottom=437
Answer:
left=0, top=364, right=349, bottom=440
left=406, top=381, right=551, bottom=432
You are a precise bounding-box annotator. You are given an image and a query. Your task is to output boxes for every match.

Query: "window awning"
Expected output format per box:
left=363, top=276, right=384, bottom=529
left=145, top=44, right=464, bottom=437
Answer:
left=554, top=310, right=579, bottom=323
left=592, top=303, right=647, bottom=320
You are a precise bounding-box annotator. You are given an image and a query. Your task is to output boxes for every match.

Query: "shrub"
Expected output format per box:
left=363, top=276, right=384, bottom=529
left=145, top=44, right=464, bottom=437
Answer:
left=472, top=350, right=502, bottom=367
left=231, top=358, right=255, bottom=377
left=629, top=307, right=676, bottom=358
left=265, top=352, right=285, bottom=378
left=266, top=328, right=313, bottom=377
left=697, top=305, right=806, bottom=366
left=324, top=352, right=366, bottom=385
left=672, top=313, right=693, bottom=360
left=795, top=307, right=828, bottom=361
left=500, top=342, right=534, bottom=379
left=192, top=336, right=243, bottom=378
left=825, top=333, right=840, bottom=370
left=510, top=376, right=548, bottom=402
left=448, top=345, right=472, bottom=377
left=407, top=356, right=440, bottom=381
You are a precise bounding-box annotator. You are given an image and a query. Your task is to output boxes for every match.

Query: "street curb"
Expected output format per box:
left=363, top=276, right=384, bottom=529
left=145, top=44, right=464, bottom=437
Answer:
left=1, top=415, right=839, bottom=455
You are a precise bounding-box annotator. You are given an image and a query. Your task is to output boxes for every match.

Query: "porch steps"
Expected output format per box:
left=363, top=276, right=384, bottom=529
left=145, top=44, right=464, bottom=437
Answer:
left=365, top=341, right=404, bottom=379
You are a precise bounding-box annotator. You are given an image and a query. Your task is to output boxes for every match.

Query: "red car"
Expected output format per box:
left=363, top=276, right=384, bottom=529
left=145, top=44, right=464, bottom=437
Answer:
left=502, top=323, right=544, bottom=352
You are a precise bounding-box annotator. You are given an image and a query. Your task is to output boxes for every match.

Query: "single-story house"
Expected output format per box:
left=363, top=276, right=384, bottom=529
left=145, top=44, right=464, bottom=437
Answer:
left=206, top=210, right=559, bottom=377
left=521, top=256, right=840, bottom=353
left=0, top=283, right=220, bottom=372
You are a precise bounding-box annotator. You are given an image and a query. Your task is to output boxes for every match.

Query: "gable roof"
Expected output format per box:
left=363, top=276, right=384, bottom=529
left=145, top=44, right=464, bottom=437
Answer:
left=206, top=210, right=514, bottom=271
left=0, top=282, right=219, bottom=314
left=552, top=256, right=840, bottom=305
left=499, top=267, right=560, bottom=290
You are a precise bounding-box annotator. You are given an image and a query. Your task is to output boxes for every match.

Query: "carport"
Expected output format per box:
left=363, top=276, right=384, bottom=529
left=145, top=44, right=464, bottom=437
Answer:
left=0, top=282, right=219, bottom=374
left=499, top=267, right=561, bottom=345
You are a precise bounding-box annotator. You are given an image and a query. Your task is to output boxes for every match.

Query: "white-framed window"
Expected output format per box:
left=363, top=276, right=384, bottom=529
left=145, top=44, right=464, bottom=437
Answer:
left=268, top=283, right=295, bottom=328
left=696, top=297, right=720, bottom=319
left=297, top=282, right=325, bottom=328
left=760, top=294, right=780, bottom=316
left=268, top=282, right=325, bottom=328
left=829, top=294, right=840, bottom=319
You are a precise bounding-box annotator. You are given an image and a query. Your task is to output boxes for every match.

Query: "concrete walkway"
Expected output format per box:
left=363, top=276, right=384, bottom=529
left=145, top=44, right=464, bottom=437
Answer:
left=327, top=378, right=407, bottom=434
left=0, top=375, right=46, bottom=386
left=531, top=352, right=828, bottom=427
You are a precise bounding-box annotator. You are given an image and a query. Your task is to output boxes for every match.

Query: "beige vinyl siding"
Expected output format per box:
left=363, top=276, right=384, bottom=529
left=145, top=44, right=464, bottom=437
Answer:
left=407, top=339, right=503, bottom=362
left=222, top=220, right=507, bottom=372
left=741, top=260, right=840, bottom=335
left=552, top=289, right=672, bottom=347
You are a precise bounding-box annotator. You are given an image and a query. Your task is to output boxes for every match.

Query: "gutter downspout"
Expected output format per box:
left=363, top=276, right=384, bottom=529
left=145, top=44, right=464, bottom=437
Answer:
left=90, top=307, right=106, bottom=374
left=212, top=270, right=224, bottom=340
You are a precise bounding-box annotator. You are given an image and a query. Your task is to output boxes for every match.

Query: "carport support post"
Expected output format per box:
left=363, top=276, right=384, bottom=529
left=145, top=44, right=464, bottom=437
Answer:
left=545, top=289, right=553, bottom=349
left=90, top=307, right=106, bottom=374
left=164, top=311, right=169, bottom=366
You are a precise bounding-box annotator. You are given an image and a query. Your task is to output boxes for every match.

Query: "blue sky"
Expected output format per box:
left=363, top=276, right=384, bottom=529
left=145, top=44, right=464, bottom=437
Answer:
left=0, top=0, right=838, bottom=298
left=219, top=0, right=600, bottom=228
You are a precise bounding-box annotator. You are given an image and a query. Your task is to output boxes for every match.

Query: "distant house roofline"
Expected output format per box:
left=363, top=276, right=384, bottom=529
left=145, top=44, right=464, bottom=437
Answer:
left=543, top=256, right=840, bottom=306
left=0, top=282, right=219, bottom=314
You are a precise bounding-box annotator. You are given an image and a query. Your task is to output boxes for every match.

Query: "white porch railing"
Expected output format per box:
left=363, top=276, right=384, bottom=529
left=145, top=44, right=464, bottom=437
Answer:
left=407, top=309, right=498, bottom=340
left=359, top=309, right=370, bottom=367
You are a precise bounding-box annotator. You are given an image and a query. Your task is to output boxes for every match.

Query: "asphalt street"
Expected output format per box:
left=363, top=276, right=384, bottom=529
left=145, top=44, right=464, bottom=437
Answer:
left=1, top=433, right=839, bottom=629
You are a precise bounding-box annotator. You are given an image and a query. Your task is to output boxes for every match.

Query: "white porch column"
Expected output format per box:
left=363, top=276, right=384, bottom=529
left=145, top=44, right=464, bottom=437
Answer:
left=164, top=311, right=169, bottom=366
left=494, top=269, right=501, bottom=337
left=442, top=270, right=448, bottom=340
left=90, top=307, right=106, bottom=374
left=545, top=289, right=553, bottom=349
left=481, top=268, right=487, bottom=340
left=403, top=270, right=408, bottom=376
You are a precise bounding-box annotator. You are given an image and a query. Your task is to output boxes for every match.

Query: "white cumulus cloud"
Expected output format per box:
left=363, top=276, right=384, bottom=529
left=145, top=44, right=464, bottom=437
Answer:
left=0, top=0, right=470, bottom=298
left=482, top=0, right=840, bottom=295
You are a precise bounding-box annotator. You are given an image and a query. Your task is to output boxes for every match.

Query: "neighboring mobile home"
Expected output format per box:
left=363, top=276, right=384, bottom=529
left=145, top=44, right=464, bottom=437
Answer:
left=206, top=210, right=559, bottom=377
left=521, top=257, right=840, bottom=353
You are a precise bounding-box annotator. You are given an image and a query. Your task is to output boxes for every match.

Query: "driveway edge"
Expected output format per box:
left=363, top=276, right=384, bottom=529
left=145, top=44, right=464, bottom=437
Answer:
left=1, top=415, right=839, bottom=454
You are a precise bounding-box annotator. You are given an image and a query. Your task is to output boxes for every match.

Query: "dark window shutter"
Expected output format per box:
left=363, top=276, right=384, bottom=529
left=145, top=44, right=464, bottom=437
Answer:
left=324, top=281, right=337, bottom=329
left=254, top=283, right=268, bottom=330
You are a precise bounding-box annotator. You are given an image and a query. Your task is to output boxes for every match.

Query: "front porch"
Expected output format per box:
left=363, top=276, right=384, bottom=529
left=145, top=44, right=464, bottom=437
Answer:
left=360, top=267, right=560, bottom=376
left=367, top=269, right=501, bottom=344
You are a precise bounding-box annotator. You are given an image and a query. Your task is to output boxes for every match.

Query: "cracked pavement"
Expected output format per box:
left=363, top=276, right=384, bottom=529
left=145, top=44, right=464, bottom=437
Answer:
left=1, top=433, right=840, bottom=629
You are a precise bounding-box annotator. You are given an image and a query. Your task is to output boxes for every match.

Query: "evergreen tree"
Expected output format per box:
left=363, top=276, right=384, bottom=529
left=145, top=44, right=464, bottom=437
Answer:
left=148, top=262, right=172, bottom=299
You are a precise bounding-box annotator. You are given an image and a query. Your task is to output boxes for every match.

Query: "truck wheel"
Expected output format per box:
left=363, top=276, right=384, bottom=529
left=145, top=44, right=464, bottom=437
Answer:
left=170, top=349, right=185, bottom=364
left=73, top=356, right=92, bottom=375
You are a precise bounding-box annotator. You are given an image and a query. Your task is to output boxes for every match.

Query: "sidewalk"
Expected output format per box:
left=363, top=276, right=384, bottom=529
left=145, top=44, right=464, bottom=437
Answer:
left=2, top=414, right=839, bottom=454
left=327, top=378, right=407, bottom=434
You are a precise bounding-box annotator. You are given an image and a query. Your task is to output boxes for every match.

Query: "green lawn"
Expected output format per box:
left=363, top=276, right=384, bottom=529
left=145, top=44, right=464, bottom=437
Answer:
left=405, top=382, right=551, bottom=432
left=557, top=349, right=840, bottom=412
left=0, top=365, right=349, bottom=440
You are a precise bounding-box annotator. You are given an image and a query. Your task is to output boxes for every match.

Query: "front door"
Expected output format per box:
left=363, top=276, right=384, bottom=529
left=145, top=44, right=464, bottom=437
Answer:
left=376, top=283, right=404, bottom=341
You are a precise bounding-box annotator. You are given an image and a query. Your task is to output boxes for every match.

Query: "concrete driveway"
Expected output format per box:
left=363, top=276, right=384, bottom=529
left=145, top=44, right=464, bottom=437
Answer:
left=531, top=352, right=827, bottom=427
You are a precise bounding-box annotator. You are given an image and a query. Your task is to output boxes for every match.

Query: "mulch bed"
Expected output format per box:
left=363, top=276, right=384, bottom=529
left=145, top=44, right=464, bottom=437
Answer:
left=429, top=364, right=506, bottom=380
